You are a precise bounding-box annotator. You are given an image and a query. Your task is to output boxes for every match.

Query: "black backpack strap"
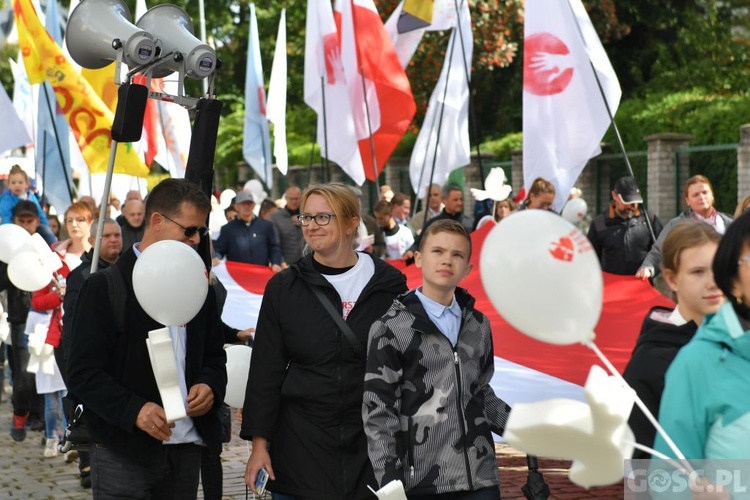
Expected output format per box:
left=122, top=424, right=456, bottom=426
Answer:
left=101, top=265, right=127, bottom=336
left=306, top=282, right=365, bottom=357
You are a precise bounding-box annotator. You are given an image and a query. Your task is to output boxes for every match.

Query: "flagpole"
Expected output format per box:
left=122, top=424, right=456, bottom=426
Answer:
left=423, top=28, right=458, bottom=231
left=358, top=69, right=380, bottom=193
left=308, top=123, right=317, bottom=185
left=319, top=76, right=330, bottom=182
left=563, top=0, right=657, bottom=243
left=451, top=0, right=486, bottom=190
left=199, top=0, right=208, bottom=96
left=412, top=100, right=441, bottom=221
left=41, top=83, right=75, bottom=201
left=91, top=141, right=118, bottom=273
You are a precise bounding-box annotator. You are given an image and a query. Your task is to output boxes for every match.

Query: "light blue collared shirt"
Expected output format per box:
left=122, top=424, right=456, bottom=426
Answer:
left=415, top=288, right=462, bottom=347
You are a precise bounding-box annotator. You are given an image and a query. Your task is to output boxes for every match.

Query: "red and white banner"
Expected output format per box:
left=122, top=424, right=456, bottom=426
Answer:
left=214, top=224, right=671, bottom=410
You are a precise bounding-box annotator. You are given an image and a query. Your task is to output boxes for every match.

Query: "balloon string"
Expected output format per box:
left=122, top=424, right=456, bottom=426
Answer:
left=584, top=339, right=693, bottom=474
left=626, top=441, right=687, bottom=471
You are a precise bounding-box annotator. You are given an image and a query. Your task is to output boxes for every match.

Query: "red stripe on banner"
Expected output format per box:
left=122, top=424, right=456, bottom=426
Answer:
left=394, top=224, right=672, bottom=386
left=225, top=261, right=274, bottom=295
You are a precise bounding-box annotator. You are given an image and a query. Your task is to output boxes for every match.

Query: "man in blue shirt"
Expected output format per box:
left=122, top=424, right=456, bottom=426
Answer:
left=213, top=191, right=282, bottom=271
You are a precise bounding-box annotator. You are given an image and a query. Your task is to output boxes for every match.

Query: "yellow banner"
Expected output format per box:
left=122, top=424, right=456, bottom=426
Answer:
left=82, top=66, right=119, bottom=114
left=13, top=0, right=149, bottom=178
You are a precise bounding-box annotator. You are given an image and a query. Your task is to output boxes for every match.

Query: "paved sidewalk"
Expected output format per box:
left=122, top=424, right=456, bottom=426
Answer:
left=0, top=400, right=624, bottom=499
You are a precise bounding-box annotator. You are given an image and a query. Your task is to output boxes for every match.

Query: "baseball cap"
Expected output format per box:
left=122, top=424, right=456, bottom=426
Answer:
left=13, top=200, right=39, bottom=218
left=613, top=176, right=643, bottom=204
left=235, top=191, right=255, bottom=204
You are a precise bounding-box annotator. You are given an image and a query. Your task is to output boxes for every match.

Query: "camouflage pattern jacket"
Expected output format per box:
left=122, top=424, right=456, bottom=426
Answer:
left=363, top=289, right=511, bottom=496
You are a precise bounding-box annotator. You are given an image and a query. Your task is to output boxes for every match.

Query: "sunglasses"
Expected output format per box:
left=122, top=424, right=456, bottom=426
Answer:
left=159, top=212, right=209, bottom=238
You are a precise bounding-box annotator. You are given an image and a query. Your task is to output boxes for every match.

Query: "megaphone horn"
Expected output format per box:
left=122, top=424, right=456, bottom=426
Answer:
left=66, top=0, right=156, bottom=70
left=136, top=5, right=217, bottom=80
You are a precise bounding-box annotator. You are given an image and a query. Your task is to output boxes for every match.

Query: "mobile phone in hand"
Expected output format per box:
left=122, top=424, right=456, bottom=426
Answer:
left=255, top=468, right=269, bottom=495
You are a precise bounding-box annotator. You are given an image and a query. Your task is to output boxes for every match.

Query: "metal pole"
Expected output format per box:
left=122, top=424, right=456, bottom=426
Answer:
left=91, top=141, right=119, bottom=273
left=41, top=83, right=76, bottom=201
left=451, top=0, right=485, bottom=189
left=422, top=29, right=458, bottom=230
left=563, top=0, right=656, bottom=243
left=199, top=0, right=208, bottom=96
left=320, top=76, right=330, bottom=182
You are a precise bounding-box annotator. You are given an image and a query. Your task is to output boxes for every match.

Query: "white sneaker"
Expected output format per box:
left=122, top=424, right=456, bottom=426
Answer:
left=44, top=437, right=59, bottom=458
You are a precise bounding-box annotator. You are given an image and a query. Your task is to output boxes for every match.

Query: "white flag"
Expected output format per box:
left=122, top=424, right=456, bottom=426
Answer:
left=267, top=9, right=288, bottom=175
left=243, top=3, right=273, bottom=188
left=0, top=84, right=32, bottom=156
left=303, top=0, right=364, bottom=185
left=9, top=57, right=36, bottom=150
left=523, top=0, right=621, bottom=211
left=408, top=0, right=472, bottom=197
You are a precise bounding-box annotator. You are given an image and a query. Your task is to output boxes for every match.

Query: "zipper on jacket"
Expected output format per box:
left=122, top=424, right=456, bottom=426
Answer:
left=453, top=349, right=474, bottom=491
left=408, top=417, right=415, bottom=479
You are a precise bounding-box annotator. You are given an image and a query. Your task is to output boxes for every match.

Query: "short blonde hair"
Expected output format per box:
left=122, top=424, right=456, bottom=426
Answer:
left=301, top=183, right=361, bottom=250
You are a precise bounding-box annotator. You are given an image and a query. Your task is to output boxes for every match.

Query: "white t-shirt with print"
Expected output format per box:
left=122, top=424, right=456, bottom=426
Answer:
left=321, top=252, right=375, bottom=320
left=383, top=225, right=415, bottom=260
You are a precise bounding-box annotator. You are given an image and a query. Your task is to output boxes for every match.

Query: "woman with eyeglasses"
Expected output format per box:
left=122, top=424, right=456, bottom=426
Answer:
left=653, top=211, right=750, bottom=461
left=242, top=183, right=408, bottom=500
left=52, top=201, right=94, bottom=270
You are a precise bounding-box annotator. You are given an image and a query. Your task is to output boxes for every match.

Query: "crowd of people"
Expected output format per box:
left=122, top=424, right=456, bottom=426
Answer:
left=2, top=167, right=750, bottom=498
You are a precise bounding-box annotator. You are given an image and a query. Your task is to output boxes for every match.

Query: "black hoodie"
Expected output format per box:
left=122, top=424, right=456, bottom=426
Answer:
left=623, top=306, right=697, bottom=459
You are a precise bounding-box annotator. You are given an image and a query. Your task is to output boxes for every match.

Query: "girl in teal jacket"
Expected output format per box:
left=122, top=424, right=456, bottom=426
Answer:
left=655, top=212, right=750, bottom=460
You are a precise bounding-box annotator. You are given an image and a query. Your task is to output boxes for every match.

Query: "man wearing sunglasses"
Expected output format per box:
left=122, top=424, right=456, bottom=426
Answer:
left=67, top=178, right=227, bottom=498
left=213, top=190, right=282, bottom=272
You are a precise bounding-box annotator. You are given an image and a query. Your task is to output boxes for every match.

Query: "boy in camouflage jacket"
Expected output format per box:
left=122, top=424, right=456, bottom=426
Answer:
left=363, top=220, right=511, bottom=498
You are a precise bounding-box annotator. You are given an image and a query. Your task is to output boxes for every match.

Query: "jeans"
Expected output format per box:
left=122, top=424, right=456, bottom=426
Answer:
left=7, top=323, right=34, bottom=416
left=90, top=442, right=202, bottom=499
left=44, top=390, right=67, bottom=439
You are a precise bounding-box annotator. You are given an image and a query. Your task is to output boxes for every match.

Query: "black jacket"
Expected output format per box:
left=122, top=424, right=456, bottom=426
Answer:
left=0, top=262, right=30, bottom=324
left=622, top=306, right=697, bottom=459
left=241, top=252, right=407, bottom=499
left=66, top=248, right=227, bottom=462
left=61, top=249, right=111, bottom=355
left=587, top=204, right=663, bottom=275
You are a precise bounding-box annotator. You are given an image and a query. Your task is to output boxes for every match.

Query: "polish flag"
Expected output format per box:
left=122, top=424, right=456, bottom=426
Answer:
left=213, top=224, right=671, bottom=411
left=523, top=0, right=621, bottom=211
left=304, top=0, right=364, bottom=184
left=334, top=0, right=416, bottom=182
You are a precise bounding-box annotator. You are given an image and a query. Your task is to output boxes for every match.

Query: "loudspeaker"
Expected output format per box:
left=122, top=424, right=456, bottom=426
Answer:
left=111, top=83, right=148, bottom=143
left=66, top=0, right=156, bottom=70
left=136, top=5, right=217, bottom=79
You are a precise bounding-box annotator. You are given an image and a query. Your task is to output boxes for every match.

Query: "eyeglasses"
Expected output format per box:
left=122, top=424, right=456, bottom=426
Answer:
left=65, top=216, right=89, bottom=225
left=739, top=254, right=750, bottom=267
left=159, top=212, right=209, bottom=238
left=297, top=213, right=336, bottom=226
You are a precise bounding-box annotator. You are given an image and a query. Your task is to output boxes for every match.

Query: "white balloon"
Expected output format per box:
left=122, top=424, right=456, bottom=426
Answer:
left=132, top=241, right=209, bottom=326
left=8, top=251, right=55, bottom=292
left=224, top=345, right=252, bottom=408
left=562, top=198, right=588, bottom=224
left=480, top=210, right=602, bottom=345
left=0, top=224, right=31, bottom=263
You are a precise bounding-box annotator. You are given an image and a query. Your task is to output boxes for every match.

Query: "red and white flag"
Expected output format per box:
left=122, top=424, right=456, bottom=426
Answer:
left=334, top=0, right=416, bottom=183
left=304, top=0, right=364, bottom=184
left=214, top=225, right=671, bottom=417
left=523, top=0, right=621, bottom=210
